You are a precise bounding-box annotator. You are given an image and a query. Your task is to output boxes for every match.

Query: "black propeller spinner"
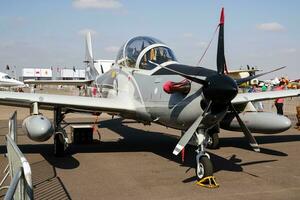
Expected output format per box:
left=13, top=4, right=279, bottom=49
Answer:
left=203, top=74, right=238, bottom=105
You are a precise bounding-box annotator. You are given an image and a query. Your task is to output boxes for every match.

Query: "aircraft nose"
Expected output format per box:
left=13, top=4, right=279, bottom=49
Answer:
left=15, top=80, right=24, bottom=86
left=203, top=74, right=238, bottom=104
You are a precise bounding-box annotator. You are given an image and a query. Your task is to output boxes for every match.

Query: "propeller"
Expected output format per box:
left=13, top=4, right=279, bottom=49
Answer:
left=169, top=8, right=239, bottom=155
left=217, top=7, right=228, bottom=75
left=167, top=8, right=284, bottom=155
left=229, top=104, right=260, bottom=152
left=173, top=101, right=212, bottom=155
left=149, top=60, right=208, bottom=86
left=236, top=66, right=285, bottom=85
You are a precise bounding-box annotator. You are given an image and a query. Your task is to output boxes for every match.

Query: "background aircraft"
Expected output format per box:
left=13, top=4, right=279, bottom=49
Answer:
left=0, top=8, right=299, bottom=182
left=0, top=71, right=25, bottom=88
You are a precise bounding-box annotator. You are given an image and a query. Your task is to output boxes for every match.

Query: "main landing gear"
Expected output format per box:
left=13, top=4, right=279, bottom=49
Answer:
left=206, top=125, right=220, bottom=149
left=206, top=132, right=219, bottom=150
left=194, top=129, right=219, bottom=188
left=53, top=107, right=68, bottom=157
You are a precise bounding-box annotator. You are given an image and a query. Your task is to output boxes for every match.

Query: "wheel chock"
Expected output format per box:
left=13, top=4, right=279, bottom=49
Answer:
left=196, top=176, right=219, bottom=188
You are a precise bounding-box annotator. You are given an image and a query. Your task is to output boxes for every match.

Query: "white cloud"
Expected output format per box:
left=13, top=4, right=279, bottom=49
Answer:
left=183, top=33, right=194, bottom=38
left=78, top=28, right=97, bottom=36
left=73, top=0, right=122, bottom=9
left=256, top=22, right=285, bottom=32
left=105, top=46, right=119, bottom=53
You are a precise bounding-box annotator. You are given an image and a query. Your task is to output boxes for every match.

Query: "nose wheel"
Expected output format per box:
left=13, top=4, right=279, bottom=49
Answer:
left=195, top=155, right=213, bottom=180
left=195, top=143, right=219, bottom=188
left=193, top=129, right=218, bottom=188
left=194, top=129, right=214, bottom=180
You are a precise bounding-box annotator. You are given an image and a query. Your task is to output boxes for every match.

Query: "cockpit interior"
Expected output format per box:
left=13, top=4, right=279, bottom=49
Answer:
left=116, top=36, right=177, bottom=70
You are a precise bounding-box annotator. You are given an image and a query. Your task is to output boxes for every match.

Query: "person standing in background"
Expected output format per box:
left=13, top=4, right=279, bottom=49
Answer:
left=274, top=81, right=285, bottom=115
left=261, top=84, right=267, bottom=92
left=248, top=84, right=264, bottom=111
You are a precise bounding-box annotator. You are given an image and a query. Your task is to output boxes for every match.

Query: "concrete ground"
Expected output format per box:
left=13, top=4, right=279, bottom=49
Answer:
left=0, top=95, right=300, bottom=199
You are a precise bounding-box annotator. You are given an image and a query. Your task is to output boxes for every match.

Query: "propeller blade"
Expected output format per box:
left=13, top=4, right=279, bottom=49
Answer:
left=173, top=101, right=212, bottom=155
left=100, top=64, right=104, bottom=74
left=149, top=61, right=208, bottom=85
left=173, top=114, right=204, bottom=155
left=217, top=7, right=227, bottom=75
left=236, top=66, right=286, bottom=85
left=230, top=104, right=260, bottom=152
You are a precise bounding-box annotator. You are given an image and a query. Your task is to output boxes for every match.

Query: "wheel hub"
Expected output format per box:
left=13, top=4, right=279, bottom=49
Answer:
left=197, top=162, right=205, bottom=179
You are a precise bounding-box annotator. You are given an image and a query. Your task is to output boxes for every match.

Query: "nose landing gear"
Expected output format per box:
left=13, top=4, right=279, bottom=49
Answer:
left=194, top=129, right=219, bottom=188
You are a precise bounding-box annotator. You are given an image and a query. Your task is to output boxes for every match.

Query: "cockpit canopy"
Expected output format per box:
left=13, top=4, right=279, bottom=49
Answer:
left=3, top=75, right=11, bottom=79
left=116, top=36, right=177, bottom=70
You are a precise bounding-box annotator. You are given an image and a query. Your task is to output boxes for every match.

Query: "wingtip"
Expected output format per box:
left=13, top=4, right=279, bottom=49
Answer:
left=220, top=7, right=225, bottom=25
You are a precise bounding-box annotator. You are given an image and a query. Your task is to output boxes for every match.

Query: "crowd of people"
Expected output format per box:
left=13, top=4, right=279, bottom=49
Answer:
left=247, top=77, right=291, bottom=115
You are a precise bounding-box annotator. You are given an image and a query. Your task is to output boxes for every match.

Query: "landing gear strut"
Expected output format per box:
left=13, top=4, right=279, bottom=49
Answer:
left=194, top=129, right=213, bottom=180
left=53, top=107, right=68, bottom=157
left=194, top=129, right=219, bottom=188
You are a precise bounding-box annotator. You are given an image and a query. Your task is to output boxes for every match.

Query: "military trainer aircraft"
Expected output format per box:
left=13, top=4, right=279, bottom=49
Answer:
left=0, top=8, right=299, bottom=181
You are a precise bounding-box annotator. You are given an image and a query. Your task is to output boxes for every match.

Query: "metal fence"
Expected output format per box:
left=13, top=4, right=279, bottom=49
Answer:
left=8, top=111, right=17, bottom=143
left=5, top=134, right=33, bottom=200
left=0, top=111, right=33, bottom=200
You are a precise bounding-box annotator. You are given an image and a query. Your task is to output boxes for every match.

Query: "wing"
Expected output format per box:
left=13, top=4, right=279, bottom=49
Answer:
left=24, top=79, right=93, bottom=86
left=232, top=89, right=300, bottom=104
left=0, top=91, right=136, bottom=115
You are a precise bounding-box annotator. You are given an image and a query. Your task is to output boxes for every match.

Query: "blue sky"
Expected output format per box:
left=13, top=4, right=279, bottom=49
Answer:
left=0, top=0, right=299, bottom=79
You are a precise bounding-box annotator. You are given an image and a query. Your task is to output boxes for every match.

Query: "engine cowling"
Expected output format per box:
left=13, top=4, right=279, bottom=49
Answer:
left=22, top=115, right=54, bottom=142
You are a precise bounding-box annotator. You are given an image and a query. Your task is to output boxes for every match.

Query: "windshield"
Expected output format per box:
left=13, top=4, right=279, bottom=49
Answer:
left=139, top=46, right=177, bottom=70
left=115, top=36, right=177, bottom=69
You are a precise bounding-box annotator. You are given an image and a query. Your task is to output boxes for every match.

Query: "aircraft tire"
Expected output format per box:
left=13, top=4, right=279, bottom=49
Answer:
left=207, top=132, right=219, bottom=149
left=195, top=156, right=213, bottom=181
left=54, top=133, right=65, bottom=157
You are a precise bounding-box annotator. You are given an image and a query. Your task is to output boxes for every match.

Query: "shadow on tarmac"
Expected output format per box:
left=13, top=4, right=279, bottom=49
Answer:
left=0, top=149, right=72, bottom=199
left=30, top=160, right=72, bottom=200
left=91, top=118, right=296, bottom=182
left=1, top=118, right=300, bottom=185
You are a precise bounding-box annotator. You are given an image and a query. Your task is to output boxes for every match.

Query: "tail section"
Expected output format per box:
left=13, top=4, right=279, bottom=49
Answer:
left=85, top=32, right=93, bottom=61
left=84, top=32, right=99, bottom=80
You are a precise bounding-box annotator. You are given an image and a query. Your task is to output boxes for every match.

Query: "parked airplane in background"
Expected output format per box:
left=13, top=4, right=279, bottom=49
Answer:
left=0, top=8, right=299, bottom=182
left=226, top=68, right=259, bottom=87
left=0, top=72, right=25, bottom=88
left=227, top=67, right=259, bottom=79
